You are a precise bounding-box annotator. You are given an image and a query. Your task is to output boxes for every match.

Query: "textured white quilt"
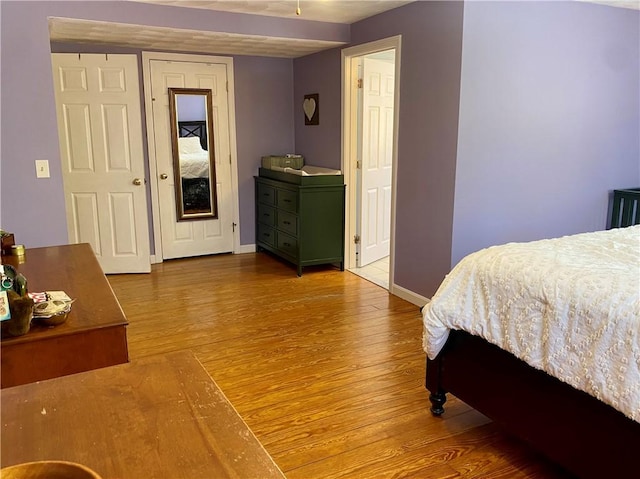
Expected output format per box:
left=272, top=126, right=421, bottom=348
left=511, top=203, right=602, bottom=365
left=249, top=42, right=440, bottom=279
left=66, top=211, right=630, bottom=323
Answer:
left=180, top=152, right=210, bottom=179
left=422, top=226, right=640, bottom=422
left=178, top=137, right=210, bottom=179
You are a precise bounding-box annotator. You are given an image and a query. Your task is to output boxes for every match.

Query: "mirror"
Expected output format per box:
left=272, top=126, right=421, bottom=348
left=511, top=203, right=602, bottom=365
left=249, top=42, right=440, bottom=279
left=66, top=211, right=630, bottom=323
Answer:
left=168, top=88, right=218, bottom=221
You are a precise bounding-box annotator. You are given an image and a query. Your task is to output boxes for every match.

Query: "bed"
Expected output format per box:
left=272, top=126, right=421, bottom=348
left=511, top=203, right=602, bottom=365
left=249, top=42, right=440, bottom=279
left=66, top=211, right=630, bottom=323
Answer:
left=177, top=121, right=212, bottom=213
left=422, top=225, right=640, bottom=478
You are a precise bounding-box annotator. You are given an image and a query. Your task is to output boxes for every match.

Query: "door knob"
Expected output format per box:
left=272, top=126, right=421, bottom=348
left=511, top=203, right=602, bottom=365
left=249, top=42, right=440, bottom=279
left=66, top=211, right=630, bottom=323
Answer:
left=160, top=173, right=168, bottom=180
left=133, top=178, right=143, bottom=186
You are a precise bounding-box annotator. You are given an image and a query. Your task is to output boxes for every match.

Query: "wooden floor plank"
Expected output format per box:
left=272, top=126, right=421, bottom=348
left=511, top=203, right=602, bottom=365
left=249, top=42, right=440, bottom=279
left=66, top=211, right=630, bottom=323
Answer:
left=108, top=253, right=573, bottom=478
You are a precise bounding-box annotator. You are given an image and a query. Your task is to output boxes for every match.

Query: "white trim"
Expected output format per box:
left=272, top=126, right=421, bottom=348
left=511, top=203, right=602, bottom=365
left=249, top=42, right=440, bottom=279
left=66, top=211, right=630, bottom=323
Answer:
left=141, top=51, right=241, bottom=261
left=390, top=283, right=430, bottom=308
left=236, top=243, right=257, bottom=254
left=341, top=35, right=402, bottom=290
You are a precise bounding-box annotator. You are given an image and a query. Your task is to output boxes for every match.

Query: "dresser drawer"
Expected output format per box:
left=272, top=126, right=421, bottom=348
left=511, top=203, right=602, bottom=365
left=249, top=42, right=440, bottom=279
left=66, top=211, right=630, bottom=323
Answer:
left=277, top=210, right=297, bottom=236
left=277, top=189, right=298, bottom=212
left=257, top=223, right=276, bottom=247
left=257, top=183, right=276, bottom=205
left=257, top=204, right=276, bottom=226
left=277, top=232, right=298, bottom=258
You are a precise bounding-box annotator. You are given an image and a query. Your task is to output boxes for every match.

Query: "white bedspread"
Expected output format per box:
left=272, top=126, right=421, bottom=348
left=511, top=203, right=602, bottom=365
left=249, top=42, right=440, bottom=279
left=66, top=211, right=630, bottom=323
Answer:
left=180, top=152, right=210, bottom=179
left=178, top=137, right=210, bottom=179
left=422, top=226, right=640, bottom=421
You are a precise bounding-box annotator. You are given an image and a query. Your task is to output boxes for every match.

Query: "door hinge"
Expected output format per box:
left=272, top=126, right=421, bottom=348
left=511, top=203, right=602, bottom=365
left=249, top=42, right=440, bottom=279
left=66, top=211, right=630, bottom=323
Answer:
left=226, top=81, right=229, bottom=92
left=356, top=160, right=361, bottom=169
left=354, top=234, right=360, bottom=244
left=232, top=222, right=237, bottom=232
left=229, top=154, right=232, bottom=164
left=357, top=78, right=363, bottom=89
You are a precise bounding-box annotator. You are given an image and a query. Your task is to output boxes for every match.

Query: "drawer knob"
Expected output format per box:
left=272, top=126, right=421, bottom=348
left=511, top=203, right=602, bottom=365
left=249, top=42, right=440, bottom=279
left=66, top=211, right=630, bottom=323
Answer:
left=283, top=221, right=290, bottom=225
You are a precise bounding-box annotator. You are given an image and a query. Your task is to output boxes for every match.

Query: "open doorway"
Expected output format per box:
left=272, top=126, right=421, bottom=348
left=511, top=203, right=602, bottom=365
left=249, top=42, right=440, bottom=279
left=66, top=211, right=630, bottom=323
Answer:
left=342, top=37, right=401, bottom=291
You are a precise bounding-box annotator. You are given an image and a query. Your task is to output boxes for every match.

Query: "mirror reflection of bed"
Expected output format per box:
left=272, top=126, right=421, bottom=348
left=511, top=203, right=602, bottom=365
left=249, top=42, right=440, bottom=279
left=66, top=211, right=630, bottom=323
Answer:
left=178, top=121, right=211, bottom=215
left=168, top=87, right=218, bottom=221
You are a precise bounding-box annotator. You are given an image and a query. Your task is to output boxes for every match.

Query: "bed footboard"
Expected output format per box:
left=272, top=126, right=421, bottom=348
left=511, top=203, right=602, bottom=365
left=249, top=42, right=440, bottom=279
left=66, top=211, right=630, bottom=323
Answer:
left=425, top=330, right=640, bottom=479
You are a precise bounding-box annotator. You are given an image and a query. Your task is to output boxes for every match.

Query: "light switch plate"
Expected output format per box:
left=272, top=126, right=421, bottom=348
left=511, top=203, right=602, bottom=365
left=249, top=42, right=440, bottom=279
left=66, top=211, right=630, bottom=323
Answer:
left=35, top=160, right=50, bottom=178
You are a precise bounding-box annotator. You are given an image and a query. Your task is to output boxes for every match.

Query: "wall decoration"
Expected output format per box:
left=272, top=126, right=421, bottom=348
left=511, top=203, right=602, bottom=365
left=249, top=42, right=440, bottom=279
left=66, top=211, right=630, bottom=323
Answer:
left=303, top=93, right=319, bottom=125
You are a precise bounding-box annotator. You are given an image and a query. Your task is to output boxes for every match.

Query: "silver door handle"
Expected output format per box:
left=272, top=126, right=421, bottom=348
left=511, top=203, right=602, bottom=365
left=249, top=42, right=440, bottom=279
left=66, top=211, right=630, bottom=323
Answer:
left=133, top=178, right=143, bottom=186
left=160, top=173, right=168, bottom=180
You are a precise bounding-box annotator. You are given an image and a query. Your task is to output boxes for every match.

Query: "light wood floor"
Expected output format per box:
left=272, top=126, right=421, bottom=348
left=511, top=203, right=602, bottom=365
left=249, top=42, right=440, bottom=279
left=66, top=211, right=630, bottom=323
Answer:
left=108, top=253, right=572, bottom=479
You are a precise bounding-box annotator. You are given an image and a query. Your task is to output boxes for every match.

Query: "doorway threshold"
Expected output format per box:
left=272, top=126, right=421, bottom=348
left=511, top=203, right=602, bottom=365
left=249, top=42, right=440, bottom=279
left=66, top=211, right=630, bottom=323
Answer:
left=348, top=256, right=389, bottom=289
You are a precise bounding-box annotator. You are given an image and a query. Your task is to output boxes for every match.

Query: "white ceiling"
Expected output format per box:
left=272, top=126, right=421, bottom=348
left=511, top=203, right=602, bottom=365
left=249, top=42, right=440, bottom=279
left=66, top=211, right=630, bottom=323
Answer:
left=50, top=1, right=413, bottom=58
left=49, top=17, right=346, bottom=58
left=132, top=1, right=415, bottom=24
left=133, top=0, right=640, bottom=20
left=49, top=1, right=639, bottom=59
left=581, top=0, right=640, bottom=9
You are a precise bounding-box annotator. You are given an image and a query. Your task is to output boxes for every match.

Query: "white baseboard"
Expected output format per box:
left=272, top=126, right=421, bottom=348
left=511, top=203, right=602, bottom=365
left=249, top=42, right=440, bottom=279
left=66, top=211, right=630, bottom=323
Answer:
left=236, top=244, right=256, bottom=254
left=390, top=283, right=430, bottom=308
left=150, top=245, right=256, bottom=265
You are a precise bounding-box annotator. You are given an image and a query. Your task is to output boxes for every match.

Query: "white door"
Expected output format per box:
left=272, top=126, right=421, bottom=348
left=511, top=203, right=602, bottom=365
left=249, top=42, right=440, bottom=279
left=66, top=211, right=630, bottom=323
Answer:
left=52, top=54, right=150, bottom=274
left=149, top=60, right=234, bottom=259
left=358, top=55, right=394, bottom=267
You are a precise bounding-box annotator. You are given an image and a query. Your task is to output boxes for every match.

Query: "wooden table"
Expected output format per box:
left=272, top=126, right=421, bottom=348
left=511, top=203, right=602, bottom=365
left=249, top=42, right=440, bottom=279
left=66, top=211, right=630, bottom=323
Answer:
left=1, top=244, right=128, bottom=388
left=1, top=351, right=286, bottom=479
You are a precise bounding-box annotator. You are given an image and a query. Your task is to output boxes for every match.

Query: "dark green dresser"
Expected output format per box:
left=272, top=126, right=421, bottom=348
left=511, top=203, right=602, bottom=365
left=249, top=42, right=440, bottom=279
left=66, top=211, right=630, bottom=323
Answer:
left=255, top=168, right=345, bottom=276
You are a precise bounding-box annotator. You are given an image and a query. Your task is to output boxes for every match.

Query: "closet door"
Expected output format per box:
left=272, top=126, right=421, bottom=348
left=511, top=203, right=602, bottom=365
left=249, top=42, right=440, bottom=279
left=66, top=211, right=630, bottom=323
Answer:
left=149, top=59, right=234, bottom=260
left=52, top=53, right=150, bottom=273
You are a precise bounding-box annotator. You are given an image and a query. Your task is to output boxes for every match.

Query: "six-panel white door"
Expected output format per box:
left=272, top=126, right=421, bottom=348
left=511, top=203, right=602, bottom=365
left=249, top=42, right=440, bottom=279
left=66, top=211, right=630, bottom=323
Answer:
left=358, top=57, right=394, bottom=267
left=51, top=54, right=151, bottom=274
left=149, top=60, right=234, bottom=259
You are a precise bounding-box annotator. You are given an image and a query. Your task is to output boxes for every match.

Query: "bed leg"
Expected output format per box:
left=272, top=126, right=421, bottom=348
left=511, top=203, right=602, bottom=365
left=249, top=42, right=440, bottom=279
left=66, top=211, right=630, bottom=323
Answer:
left=429, top=390, right=447, bottom=416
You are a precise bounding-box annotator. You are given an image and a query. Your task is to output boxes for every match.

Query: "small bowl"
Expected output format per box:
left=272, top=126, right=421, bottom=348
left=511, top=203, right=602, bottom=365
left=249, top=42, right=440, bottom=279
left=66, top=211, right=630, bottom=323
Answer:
left=0, top=460, right=102, bottom=479
left=33, top=310, right=70, bottom=326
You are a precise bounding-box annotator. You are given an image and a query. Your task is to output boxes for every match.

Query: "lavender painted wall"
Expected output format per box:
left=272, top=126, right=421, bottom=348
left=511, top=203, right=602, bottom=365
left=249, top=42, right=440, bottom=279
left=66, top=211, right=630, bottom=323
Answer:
left=294, top=2, right=465, bottom=297
left=1, top=3, right=66, bottom=246
left=233, top=56, right=295, bottom=244
left=1, top=1, right=330, bottom=248
left=176, top=96, right=206, bottom=122
left=293, top=50, right=342, bottom=168
left=451, top=1, right=640, bottom=265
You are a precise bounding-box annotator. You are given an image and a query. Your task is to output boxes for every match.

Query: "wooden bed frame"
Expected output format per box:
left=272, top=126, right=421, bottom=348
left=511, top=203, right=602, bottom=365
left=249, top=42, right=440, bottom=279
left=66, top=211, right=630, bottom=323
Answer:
left=178, top=120, right=208, bottom=150
left=426, top=330, right=640, bottom=478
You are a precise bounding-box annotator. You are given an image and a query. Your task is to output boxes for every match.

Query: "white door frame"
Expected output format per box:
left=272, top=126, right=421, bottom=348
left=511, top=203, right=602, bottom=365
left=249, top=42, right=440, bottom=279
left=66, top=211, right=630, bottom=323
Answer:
left=341, top=36, right=402, bottom=288
left=141, top=51, right=241, bottom=262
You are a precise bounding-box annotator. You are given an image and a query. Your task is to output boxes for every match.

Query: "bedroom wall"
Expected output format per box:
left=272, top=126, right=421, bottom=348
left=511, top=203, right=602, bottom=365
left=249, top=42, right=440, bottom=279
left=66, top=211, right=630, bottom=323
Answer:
left=0, top=0, right=344, bottom=249
left=292, top=49, right=343, bottom=168
left=451, top=1, right=640, bottom=265
left=233, top=56, right=296, bottom=244
left=293, top=1, right=465, bottom=298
